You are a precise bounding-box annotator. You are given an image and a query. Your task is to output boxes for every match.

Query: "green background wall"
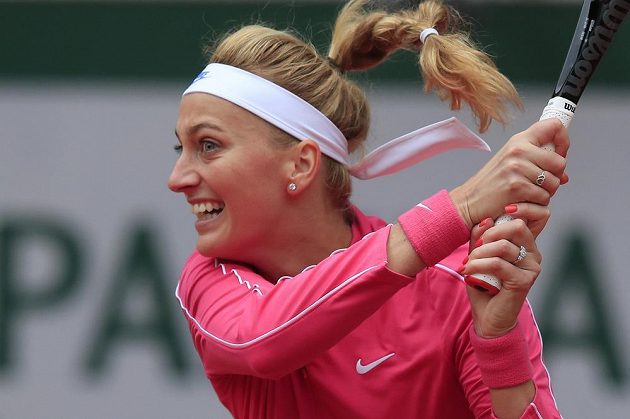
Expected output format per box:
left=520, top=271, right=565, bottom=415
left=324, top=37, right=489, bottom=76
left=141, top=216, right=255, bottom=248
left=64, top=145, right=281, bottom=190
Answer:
left=1, top=0, right=629, bottom=85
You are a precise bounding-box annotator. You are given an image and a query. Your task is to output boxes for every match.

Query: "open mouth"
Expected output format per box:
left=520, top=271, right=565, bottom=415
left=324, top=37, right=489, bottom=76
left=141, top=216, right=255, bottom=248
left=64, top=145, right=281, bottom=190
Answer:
left=192, top=202, right=225, bottom=221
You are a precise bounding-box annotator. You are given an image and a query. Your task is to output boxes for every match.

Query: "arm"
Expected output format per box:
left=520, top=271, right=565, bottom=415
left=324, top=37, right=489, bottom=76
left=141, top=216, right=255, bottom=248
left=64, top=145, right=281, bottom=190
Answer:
left=460, top=210, right=561, bottom=418
left=179, top=188, right=475, bottom=379
left=385, top=118, right=568, bottom=278
left=177, top=225, right=417, bottom=378
left=178, top=120, right=568, bottom=380
left=457, top=302, right=561, bottom=419
left=450, top=118, right=569, bottom=233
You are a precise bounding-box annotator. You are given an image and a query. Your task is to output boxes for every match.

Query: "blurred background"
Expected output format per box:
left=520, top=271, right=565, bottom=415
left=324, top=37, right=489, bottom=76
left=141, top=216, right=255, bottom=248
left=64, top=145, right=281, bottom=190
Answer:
left=0, top=0, right=628, bottom=418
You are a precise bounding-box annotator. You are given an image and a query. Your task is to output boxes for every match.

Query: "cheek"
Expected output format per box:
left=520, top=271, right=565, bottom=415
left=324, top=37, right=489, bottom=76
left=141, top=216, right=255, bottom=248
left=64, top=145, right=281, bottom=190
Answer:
left=239, top=149, right=286, bottom=184
left=224, top=154, right=286, bottom=204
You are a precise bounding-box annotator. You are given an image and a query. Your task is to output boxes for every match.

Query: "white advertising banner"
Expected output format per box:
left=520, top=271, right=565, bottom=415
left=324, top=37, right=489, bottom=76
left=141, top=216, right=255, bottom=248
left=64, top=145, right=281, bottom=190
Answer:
left=0, top=83, right=628, bottom=418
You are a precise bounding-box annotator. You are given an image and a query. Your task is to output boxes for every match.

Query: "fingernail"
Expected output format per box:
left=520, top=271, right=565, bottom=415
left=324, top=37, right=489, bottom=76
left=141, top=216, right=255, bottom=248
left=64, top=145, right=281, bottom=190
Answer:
left=457, top=264, right=466, bottom=274
left=505, top=204, right=518, bottom=214
left=474, top=238, right=483, bottom=248
left=462, top=256, right=469, bottom=264
left=479, top=218, right=490, bottom=228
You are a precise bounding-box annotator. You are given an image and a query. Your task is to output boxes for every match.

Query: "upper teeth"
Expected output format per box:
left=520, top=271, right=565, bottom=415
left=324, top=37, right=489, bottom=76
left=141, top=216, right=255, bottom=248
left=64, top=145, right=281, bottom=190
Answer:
left=192, top=202, right=224, bottom=215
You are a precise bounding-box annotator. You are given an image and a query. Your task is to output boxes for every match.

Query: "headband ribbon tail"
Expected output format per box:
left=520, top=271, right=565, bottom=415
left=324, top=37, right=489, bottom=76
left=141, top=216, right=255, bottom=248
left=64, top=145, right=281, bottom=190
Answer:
left=349, top=117, right=490, bottom=180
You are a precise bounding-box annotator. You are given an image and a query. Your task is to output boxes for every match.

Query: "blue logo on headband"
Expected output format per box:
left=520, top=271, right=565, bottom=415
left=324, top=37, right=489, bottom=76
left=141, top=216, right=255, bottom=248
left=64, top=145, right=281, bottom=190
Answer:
left=192, top=70, right=210, bottom=83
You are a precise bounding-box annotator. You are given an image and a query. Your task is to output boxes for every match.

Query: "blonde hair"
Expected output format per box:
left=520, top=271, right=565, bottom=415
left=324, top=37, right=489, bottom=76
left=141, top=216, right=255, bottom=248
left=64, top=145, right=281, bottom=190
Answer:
left=207, top=0, right=521, bottom=216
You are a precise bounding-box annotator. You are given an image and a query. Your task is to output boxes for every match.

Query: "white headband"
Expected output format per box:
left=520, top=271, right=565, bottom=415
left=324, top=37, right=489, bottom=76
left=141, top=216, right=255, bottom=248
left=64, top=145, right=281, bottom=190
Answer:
left=183, top=63, right=489, bottom=180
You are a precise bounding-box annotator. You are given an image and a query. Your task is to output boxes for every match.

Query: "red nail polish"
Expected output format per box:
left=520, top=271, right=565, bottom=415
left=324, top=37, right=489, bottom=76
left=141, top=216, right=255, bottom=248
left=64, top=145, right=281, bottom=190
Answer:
left=457, top=264, right=465, bottom=274
left=505, top=204, right=518, bottom=214
left=462, top=256, right=469, bottom=264
left=474, top=238, right=483, bottom=248
left=479, top=218, right=489, bottom=228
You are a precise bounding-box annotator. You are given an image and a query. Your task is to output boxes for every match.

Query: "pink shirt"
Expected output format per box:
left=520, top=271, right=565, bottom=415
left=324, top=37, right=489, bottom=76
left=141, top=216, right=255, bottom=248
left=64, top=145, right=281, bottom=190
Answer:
left=175, top=207, right=560, bottom=418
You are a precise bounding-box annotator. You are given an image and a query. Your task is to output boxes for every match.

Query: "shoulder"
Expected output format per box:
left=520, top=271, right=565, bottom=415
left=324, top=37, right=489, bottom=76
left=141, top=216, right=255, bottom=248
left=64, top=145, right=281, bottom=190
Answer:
left=177, top=251, right=218, bottom=298
left=182, top=250, right=213, bottom=273
left=178, top=251, right=267, bottom=299
left=349, top=205, right=388, bottom=239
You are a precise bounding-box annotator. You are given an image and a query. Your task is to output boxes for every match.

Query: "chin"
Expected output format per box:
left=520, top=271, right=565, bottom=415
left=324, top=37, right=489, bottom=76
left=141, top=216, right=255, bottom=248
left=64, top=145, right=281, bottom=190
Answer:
left=196, top=236, right=237, bottom=260
left=196, top=245, right=214, bottom=257
left=196, top=237, right=220, bottom=258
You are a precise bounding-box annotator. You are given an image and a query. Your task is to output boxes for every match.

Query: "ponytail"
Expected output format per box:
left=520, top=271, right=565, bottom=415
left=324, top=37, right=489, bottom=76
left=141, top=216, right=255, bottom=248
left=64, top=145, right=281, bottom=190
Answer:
left=328, top=0, right=522, bottom=132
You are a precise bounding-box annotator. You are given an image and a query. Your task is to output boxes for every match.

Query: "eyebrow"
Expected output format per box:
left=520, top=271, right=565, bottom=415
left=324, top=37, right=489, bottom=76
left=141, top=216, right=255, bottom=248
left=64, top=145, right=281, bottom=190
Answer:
left=175, top=122, right=225, bottom=140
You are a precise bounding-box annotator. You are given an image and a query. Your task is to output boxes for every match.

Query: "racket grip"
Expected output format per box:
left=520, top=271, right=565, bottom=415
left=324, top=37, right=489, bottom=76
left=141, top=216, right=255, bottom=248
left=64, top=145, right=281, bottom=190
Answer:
left=539, top=95, right=575, bottom=153
left=464, top=214, right=513, bottom=295
left=540, top=96, right=576, bottom=129
left=465, top=99, right=569, bottom=294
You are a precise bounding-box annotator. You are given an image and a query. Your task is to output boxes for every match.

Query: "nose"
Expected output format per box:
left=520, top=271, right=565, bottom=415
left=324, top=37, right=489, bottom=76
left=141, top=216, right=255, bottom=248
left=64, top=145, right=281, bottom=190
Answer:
left=168, top=155, right=200, bottom=193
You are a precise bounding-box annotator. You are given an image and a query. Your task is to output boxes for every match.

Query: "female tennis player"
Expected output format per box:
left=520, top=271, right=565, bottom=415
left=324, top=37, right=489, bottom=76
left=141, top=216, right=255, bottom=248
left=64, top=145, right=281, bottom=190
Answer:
left=169, top=1, right=568, bottom=417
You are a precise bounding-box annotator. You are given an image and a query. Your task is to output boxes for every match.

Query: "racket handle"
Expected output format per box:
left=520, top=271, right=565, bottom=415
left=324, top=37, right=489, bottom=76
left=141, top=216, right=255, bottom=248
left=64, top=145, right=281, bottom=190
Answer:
left=540, top=96, right=576, bottom=128
left=464, top=214, right=513, bottom=295
left=465, top=99, right=570, bottom=294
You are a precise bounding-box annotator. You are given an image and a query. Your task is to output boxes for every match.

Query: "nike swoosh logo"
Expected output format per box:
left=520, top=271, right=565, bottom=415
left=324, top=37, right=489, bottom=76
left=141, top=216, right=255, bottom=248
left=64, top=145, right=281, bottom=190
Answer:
left=416, top=203, right=432, bottom=212
left=356, top=353, right=396, bottom=375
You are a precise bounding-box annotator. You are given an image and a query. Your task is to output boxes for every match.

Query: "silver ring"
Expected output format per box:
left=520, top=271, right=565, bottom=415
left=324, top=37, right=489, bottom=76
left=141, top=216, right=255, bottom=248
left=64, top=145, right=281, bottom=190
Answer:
left=514, top=245, right=527, bottom=263
left=536, top=171, right=546, bottom=186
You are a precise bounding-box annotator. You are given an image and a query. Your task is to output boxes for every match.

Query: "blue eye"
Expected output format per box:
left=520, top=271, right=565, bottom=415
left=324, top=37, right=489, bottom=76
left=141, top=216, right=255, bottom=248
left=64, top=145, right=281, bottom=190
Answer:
left=201, top=140, right=219, bottom=154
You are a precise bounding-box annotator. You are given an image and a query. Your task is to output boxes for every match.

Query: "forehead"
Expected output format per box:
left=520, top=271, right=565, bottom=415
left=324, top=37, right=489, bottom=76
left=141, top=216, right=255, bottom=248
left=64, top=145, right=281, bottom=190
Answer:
left=177, top=93, right=273, bottom=137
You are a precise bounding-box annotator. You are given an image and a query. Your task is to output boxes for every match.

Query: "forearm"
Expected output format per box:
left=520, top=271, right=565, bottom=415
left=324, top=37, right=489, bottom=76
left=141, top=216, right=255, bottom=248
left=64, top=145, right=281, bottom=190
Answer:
left=489, top=381, right=536, bottom=419
left=386, top=223, right=426, bottom=275
left=461, top=303, right=561, bottom=419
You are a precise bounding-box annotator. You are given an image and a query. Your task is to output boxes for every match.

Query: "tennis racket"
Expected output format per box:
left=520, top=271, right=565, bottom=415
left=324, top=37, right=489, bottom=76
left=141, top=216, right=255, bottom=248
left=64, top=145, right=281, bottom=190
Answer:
left=466, top=0, right=630, bottom=295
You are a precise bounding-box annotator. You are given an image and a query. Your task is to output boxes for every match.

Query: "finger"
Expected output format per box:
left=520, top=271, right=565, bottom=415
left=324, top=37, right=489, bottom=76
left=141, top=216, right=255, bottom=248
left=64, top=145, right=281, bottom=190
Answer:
left=462, top=217, right=495, bottom=270
left=479, top=218, right=531, bottom=245
left=464, top=256, right=540, bottom=289
left=461, top=248, right=540, bottom=290
left=500, top=167, right=553, bottom=207
left=505, top=202, right=550, bottom=223
left=468, top=239, right=523, bottom=264
left=504, top=157, right=561, bottom=196
left=530, top=168, right=561, bottom=195
left=523, top=118, right=570, bottom=158
left=472, top=219, right=540, bottom=264
left=469, top=236, right=541, bottom=268
left=523, top=147, right=567, bottom=183
left=507, top=127, right=567, bottom=178
left=470, top=218, right=494, bottom=249
left=504, top=202, right=550, bottom=238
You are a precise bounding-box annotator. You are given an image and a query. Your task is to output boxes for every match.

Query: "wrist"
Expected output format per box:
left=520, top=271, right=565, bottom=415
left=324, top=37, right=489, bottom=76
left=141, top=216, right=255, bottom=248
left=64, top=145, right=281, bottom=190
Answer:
left=398, top=190, right=471, bottom=267
left=469, top=323, right=533, bottom=389
left=449, top=186, right=474, bottom=230
left=475, top=321, right=518, bottom=339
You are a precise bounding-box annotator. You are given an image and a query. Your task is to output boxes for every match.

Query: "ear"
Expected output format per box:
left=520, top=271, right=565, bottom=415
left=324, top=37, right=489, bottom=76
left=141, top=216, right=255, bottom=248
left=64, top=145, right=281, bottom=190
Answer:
left=287, top=139, right=321, bottom=193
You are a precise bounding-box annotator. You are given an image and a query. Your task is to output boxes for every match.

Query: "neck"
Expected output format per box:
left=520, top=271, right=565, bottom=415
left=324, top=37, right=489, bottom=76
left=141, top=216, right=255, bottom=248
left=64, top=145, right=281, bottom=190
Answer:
left=244, top=205, right=353, bottom=283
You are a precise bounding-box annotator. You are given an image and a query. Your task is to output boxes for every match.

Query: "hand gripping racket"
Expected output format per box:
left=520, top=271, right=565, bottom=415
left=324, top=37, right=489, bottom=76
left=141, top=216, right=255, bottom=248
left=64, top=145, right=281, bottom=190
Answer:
left=466, top=0, right=630, bottom=295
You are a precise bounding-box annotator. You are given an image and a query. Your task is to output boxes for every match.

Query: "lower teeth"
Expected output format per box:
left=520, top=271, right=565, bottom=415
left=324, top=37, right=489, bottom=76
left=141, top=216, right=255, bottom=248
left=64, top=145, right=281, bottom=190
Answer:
left=201, top=210, right=222, bottom=220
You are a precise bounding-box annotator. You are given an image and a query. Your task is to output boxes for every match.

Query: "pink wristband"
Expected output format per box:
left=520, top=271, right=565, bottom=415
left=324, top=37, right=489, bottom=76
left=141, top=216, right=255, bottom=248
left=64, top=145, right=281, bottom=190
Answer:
left=468, top=323, right=534, bottom=389
left=397, top=190, right=470, bottom=266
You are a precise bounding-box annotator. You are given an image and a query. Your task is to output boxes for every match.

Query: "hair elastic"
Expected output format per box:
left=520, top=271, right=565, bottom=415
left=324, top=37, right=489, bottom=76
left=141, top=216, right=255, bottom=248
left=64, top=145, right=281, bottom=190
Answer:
left=420, top=27, right=439, bottom=44
left=183, top=63, right=489, bottom=180
left=326, top=56, right=345, bottom=74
